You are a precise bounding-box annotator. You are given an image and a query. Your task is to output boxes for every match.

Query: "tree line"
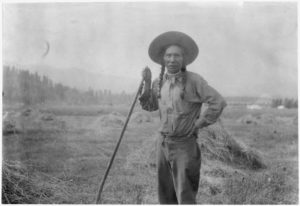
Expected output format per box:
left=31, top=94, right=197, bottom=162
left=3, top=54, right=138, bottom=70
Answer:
left=3, top=65, right=135, bottom=106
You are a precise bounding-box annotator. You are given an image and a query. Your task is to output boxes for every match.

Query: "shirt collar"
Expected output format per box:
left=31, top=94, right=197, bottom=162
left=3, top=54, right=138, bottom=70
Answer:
left=165, top=71, right=184, bottom=83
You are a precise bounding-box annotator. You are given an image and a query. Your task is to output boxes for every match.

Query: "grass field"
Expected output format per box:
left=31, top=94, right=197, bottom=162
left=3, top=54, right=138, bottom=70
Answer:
left=2, top=104, right=298, bottom=204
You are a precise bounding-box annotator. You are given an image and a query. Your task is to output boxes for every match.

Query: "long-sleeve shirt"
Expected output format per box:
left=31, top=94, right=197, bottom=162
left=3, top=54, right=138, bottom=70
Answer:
left=139, top=71, right=227, bottom=139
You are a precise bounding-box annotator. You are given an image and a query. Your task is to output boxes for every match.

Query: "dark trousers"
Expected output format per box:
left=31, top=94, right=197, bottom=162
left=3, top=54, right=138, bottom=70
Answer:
left=157, top=135, right=201, bottom=204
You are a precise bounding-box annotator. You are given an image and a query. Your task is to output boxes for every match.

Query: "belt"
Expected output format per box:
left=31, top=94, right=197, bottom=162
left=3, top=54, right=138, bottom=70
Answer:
left=160, top=132, right=196, bottom=142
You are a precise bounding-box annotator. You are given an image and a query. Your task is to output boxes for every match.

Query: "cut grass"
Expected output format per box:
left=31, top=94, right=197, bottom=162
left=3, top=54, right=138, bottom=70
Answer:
left=2, top=161, right=73, bottom=204
left=2, top=106, right=298, bottom=204
left=39, top=104, right=134, bottom=116
left=224, top=169, right=296, bottom=204
left=198, top=120, right=266, bottom=170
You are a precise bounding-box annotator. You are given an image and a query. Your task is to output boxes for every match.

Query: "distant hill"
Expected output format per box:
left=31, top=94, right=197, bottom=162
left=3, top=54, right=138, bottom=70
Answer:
left=24, top=64, right=140, bottom=93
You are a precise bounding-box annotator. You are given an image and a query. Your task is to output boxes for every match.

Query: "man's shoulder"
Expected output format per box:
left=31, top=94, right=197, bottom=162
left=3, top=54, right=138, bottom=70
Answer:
left=186, top=71, right=206, bottom=83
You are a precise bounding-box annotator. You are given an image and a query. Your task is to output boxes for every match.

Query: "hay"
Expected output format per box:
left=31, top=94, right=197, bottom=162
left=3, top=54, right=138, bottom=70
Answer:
left=198, top=120, right=266, bottom=170
left=125, top=135, right=157, bottom=170
left=2, top=161, right=71, bottom=204
left=3, top=111, right=21, bottom=135
left=125, top=120, right=266, bottom=171
left=2, top=161, right=51, bottom=204
left=275, top=116, right=296, bottom=125
left=3, top=120, right=20, bottom=135
left=41, top=113, right=55, bottom=121
left=3, top=109, right=66, bottom=134
left=96, top=113, right=125, bottom=127
left=131, top=112, right=153, bottom=124
left=293, top=116, right=298, bottom=126
left=238, top=115, right=259, bottom=125
left=110, top=111, right=124, bottom=117
left=238, top=114, right=291, bottom=126
left=258, top=114, right=276, bottom=124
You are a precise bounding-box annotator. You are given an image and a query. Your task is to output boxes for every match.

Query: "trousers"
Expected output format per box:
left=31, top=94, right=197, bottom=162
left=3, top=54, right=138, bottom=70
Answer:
left=157, top=134, right=201, bottom=204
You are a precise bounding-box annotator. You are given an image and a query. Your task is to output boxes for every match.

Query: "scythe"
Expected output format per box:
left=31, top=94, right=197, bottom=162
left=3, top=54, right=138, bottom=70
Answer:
left=95, top=73, right=145, bottom=204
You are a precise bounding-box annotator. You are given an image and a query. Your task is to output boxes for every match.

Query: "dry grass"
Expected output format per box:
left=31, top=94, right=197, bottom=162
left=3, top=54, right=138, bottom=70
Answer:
left=222, top=107, right=297, bottom=120
left=224, top=169, right=295, bottom=204
left=3, top=108, right=66, bottom=134
left=198, top=120, right=266, bottom=170
left=130, top=111, right=153, bottom=124
left=125, top=134, right=157, bottom=170
left=2, top=161, right=72, bottom=204
left=2, top=105, right=298, bottom=204
left=95, top=113, right=125, bottom=127
left=39, top=104, right=132, bottom=116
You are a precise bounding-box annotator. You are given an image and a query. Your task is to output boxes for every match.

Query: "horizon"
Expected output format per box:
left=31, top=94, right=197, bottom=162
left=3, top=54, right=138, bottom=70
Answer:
left=3, top=64, right=297, bottom=100
left=3, top=2, right=298, bottom=98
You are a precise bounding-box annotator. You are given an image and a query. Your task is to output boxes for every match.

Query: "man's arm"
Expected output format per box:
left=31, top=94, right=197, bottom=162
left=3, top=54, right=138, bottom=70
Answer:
left=194, top=77, right=227, bottom=129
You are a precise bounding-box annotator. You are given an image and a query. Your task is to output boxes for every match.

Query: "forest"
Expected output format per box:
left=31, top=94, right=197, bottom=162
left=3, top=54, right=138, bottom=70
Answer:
left=3, top=66, right=134, bottom=106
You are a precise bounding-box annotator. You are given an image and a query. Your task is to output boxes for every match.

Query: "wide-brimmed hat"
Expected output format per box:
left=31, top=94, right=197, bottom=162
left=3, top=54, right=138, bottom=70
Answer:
left=148, top=31, right=199, bottom=65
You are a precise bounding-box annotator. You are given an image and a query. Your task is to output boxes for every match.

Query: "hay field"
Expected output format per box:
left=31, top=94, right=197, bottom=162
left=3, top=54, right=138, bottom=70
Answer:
left=2, top=105, right=298, bottom=204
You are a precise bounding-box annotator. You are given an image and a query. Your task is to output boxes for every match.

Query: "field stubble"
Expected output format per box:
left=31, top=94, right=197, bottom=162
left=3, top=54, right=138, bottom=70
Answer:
left=2, top=105, right=298, bottom=204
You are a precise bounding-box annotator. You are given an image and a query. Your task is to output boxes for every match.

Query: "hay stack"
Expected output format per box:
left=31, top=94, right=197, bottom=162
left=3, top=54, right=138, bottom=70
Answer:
left=238, top=115, right=259, bottom=125
left=198, top=121, right=266, bottom=170
left=131, top=112, right=153, bottom=124
left=3, top=111, right=22, bottom=135
left=238, top=114, right=281, bottom=126
left=2, top=161, right=51, bottom=204
left=38, top=113, right=65, bottom=131
left=258, top=114, right=276, bottom=124
left=3, top=109, right=65, bottom=134
left=125, top=120, right=266, bottom=171
left=2, top=161, right=71, bottom=204
left=97, top=113, right=125, bottom=127
left=3, top=120, right=19, bottom=135
left=275, top=116, right=296, bottom=125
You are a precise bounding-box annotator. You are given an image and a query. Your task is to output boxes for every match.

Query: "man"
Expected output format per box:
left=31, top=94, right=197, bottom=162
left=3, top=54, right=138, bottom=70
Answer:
left=139, top=31, right=226, bottom=204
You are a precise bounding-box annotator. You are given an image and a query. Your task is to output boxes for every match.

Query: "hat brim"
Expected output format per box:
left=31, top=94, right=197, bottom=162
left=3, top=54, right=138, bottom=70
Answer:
left=148, top=31, right=199, bottom=65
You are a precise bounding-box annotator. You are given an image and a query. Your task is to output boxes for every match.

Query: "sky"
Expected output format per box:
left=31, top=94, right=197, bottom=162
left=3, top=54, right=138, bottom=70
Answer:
left=3, top=1, right=298, bottom=97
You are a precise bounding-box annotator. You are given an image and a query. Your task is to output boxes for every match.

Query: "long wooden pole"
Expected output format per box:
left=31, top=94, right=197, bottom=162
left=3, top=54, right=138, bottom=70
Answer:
left=95, top=78, right=144, bottom=204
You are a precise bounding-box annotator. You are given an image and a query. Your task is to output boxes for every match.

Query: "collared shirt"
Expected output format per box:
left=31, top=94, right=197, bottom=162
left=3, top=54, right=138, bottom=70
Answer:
left=139, top=71, right=226, bottom=139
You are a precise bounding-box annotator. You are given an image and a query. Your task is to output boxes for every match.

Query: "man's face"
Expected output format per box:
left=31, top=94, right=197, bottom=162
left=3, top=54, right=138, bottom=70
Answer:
left=163, top=45, right=184, bottom=74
